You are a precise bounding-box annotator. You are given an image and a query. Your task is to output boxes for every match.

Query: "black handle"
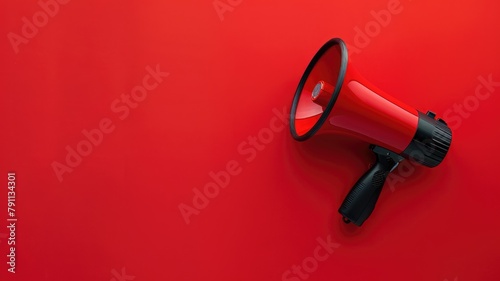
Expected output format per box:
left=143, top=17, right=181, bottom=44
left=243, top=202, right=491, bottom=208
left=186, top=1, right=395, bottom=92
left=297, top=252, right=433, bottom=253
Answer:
left=338, top=152, right=397, bottom=226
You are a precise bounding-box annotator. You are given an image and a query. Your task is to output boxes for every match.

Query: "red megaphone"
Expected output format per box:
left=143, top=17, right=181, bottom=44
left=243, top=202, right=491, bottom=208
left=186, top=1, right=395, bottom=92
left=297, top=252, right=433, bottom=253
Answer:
left=290, top=38, right=452, bottom=226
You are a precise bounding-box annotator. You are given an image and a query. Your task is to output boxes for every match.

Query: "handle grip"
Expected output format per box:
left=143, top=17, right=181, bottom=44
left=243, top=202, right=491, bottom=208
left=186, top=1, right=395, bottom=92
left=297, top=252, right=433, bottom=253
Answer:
left=338, top=152, right=397, bottom=226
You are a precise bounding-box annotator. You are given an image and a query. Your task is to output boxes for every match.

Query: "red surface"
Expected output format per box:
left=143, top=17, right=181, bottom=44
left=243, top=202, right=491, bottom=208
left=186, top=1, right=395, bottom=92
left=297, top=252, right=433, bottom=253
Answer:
left=1, top=0, right=500, bottom=280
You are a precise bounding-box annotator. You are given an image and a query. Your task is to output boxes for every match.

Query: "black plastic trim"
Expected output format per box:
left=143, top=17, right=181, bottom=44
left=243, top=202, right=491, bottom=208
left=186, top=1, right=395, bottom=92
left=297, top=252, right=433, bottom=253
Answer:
left=401, top=111, right=452, bottom=167
left=290, top=38, right=348, bottom=141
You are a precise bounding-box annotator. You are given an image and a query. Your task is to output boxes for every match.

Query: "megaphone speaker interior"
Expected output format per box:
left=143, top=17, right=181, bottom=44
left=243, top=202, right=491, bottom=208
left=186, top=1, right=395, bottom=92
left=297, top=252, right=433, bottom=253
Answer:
left=290, top=38, right=452, bottom=226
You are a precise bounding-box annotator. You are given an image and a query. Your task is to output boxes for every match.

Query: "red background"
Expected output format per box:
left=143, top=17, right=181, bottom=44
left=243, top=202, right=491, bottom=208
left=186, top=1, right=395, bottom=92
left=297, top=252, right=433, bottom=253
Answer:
left=1, top=0, right=500, bottom=280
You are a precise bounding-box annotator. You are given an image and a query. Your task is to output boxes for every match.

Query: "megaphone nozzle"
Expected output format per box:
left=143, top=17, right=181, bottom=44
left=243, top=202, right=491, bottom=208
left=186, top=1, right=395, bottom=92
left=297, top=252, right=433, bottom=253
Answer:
left=311, top=80, right=334, bottom=107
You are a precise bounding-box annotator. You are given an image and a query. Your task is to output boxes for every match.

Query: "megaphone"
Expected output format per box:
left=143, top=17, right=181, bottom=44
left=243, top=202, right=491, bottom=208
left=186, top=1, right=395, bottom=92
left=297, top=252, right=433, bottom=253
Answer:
left=290, top=38, right=452, bottom=226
